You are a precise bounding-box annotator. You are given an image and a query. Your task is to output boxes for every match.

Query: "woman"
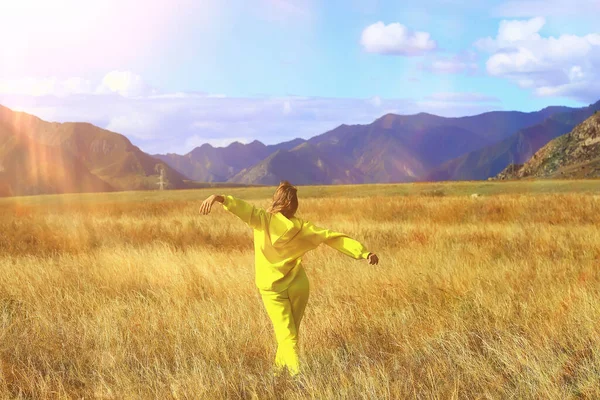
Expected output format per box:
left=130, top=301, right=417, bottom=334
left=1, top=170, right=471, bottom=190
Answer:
left=199, top=181, right=379, bottom=377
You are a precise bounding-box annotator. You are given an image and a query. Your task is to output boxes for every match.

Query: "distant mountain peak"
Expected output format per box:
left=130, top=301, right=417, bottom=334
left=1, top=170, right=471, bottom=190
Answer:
left=154, top=136, right=308, bottom=182
left=376, top=113, right=398, bottom=129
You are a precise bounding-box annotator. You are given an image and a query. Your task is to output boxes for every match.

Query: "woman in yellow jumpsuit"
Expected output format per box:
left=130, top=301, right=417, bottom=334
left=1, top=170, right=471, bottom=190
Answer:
left=200, top=181, right=379, bottom=377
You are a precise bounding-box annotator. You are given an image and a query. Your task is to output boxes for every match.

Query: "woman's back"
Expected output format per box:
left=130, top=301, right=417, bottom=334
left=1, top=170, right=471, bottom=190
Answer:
left=221, top=195, right=371, bottom=291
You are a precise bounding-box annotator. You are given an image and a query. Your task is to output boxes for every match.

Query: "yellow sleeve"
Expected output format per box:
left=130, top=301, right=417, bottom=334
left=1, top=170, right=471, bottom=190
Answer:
left=305, top=221, right=370, bottom=260
left=221, top=195, right=266, bottom=230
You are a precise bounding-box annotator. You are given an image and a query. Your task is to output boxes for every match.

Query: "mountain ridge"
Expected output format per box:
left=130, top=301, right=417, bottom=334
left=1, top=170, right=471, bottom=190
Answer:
left=229, top=105, right=582, bottom=185
left=425, top=100, right=600, bottom=181
left=0, top=105, right=189, bottom=196
left=495, top=112, right=600, bottom=180
left=153, top=137, right=306, bottom=182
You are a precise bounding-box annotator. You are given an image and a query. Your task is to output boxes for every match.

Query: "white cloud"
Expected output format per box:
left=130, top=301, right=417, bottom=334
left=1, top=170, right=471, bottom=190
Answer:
left=475, top=17, right=600, bottom=102
left=497, top=17, right=545, bottom=43
left=543, top=78, right=596, bottom=97
left=569, top=66, right=584, bottom=80
left=360, top=22, right=437, bottom=56
left=368, top=96, right=382, bottom=107
left=97, top=71, right=154, bottom=97
left=282, top=100, right=292, bottom=115
left=475, top=17, right=545, bottom=52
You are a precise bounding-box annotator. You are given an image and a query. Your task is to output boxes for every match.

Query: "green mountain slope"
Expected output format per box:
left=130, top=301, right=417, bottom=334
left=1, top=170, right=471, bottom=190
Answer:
left=425, top=101, right=600, bottom=181
left=495, top=112, right=600, bottom=180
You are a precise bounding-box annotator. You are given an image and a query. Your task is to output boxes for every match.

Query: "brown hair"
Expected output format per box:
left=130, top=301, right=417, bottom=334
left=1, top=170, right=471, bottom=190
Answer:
left=267, top=180, right=298, bottom=219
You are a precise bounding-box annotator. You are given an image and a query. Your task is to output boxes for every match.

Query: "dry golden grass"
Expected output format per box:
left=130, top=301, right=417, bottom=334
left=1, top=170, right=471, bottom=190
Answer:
left=1, top=182, right=600, bottom=399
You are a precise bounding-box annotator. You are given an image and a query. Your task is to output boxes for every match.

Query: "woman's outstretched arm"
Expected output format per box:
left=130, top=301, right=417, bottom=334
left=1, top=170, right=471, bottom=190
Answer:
left=305, top=222, right=379, bottom=265
left=200, top=194, right=266, bottom=230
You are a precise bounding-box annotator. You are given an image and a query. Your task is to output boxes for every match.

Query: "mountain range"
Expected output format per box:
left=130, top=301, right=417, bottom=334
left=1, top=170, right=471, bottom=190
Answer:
left=155, top=102, right=600, bottom=185
left=2, top=99, right=599, bottom=197
left=0, top=105, right=188, bottom=197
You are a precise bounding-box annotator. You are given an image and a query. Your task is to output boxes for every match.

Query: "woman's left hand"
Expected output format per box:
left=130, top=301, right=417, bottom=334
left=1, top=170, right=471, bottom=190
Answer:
left=367, top=253, right=379, bottom=265
left=200, top=195, right=217, bottom=215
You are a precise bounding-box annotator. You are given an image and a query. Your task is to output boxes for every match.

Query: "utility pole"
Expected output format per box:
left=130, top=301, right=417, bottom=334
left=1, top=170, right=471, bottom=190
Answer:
left=155, top=164, right=169, bottom=190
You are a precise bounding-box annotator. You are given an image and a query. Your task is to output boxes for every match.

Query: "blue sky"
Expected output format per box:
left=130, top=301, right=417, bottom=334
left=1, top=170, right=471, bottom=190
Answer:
left=0, top=0, right=599, bottom=154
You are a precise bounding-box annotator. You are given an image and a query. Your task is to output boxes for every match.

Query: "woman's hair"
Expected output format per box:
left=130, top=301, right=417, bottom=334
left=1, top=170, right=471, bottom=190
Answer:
left=267, top=180, right=298, bottom=219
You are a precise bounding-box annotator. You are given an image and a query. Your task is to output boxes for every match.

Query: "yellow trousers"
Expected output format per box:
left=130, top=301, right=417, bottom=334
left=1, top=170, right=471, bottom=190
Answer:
left=259, top=266, right=309, bottom=377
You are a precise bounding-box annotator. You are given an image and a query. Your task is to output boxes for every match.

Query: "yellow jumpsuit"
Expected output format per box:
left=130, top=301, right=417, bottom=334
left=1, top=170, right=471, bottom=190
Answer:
left=221, top=195, right=371, bottom=376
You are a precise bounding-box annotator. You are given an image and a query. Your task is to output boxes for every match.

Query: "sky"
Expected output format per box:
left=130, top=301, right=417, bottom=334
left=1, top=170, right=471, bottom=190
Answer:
left=0, top=0, right=599, bottom=154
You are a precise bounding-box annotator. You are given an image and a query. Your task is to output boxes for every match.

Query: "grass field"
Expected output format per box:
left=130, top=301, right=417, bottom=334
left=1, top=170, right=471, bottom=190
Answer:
left=1, top=180, right=600, bottom=399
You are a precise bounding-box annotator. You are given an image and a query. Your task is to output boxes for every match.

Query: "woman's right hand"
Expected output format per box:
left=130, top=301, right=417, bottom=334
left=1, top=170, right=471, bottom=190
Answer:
left=367, top=253, right=379, bottom=265
left=199, top=195, right=216, bottom=215
left=200, top=195, right=224, bottom=215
